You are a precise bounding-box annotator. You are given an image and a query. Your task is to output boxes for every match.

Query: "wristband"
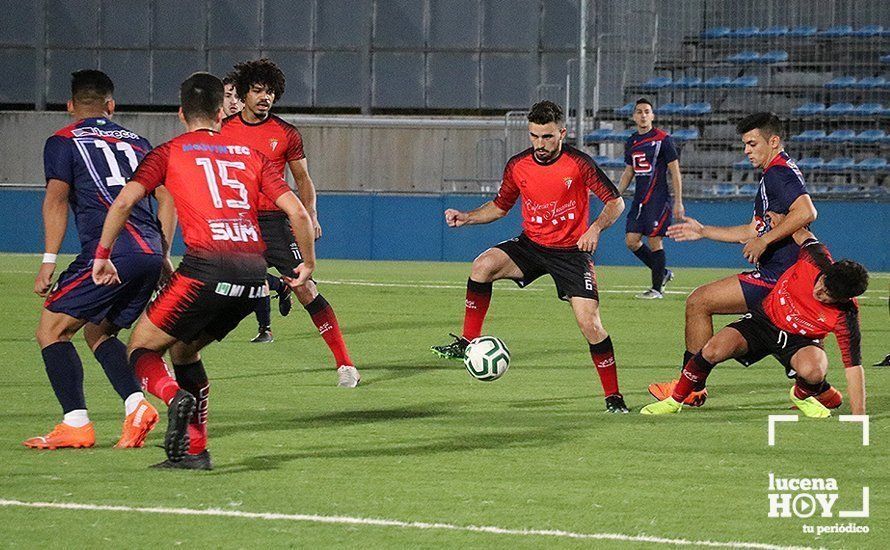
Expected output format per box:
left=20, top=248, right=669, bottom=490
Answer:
left=42, top=253, right=57, bottom=264
left=95, top=244, right=112, bottom=260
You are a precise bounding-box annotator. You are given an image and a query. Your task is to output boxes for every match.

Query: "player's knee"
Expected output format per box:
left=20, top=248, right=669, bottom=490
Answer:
left=470, top=254, right=499, bottom=282
left=685, top=287, right=710, bottom=314
left=36, top=323, right=70, bottom=348
left=578, top=317, right=606, bottom=341
left=624, top=234, right=641, bottom=250
left=700, top=340, right=725, bottom=363
left=293, top=281, right=317, bottom=305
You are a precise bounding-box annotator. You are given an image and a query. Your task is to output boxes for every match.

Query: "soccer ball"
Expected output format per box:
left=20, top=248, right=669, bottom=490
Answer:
left=463, top=336, right=511, bottom=381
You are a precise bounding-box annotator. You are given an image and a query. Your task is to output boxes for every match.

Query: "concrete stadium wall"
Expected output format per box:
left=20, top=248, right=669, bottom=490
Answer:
left=1, top=190, right=886, bottom=271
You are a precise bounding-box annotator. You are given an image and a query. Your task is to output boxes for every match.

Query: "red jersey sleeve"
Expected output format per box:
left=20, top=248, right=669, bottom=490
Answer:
left=799, top=239, right=833, bottom=270
left=131, top=143, right=171, bottom=192
left=258, top=154, right=291, bottom=205
left=282, top=122, right=305, bottom=163
left=579, top=155, right=620, bottom=204
left=492, top=158, right=521, bottom=211
left=833, top=303, right=862, bottom=368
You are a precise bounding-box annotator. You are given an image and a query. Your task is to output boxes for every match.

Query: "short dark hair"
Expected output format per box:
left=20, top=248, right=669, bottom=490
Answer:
left=634, top=97, right=654, bottom=109
left=823, top=260, right=869, bottom=301
left=227, top=58, right=286, bottom=102
left=222, top=76, right=236, bottom=87
left=527, top=100, right=564, bottom=125
left=736, top=112, right=783, bottom=140
left=71, top=69, right=114, bottom=105
left=180, top=72, right=224, bottom=123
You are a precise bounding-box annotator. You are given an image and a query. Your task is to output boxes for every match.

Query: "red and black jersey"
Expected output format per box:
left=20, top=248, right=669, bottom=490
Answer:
left=761, top=240, right=862, bottom=368
left=220, top=113, right=304, bottom=213
left=493, top=145, right=619, bottom=249
left=132, top=129, right=291, bottom=282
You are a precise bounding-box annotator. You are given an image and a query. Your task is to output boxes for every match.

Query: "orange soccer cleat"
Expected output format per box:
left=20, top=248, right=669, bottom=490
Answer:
left=23, top=422, right=95, bottom=449
left=115, top=399, right=160, bottom=448
left=647, top=379, right=709, bottom=407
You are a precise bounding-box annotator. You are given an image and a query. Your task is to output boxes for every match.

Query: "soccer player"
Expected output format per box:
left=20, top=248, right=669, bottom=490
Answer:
left=25, top=70, right=164, bottom=450
left=648, top=112, right=818, bottom=406
left=222, top=58, right=359, bottom=388
left=641, top=233, right=868, bottom=417
left=431, top=101, right=629, bottom=413
left=223, top=77, right=244, bottom=115
left=616, top=98, right=685, bottom=299
left=92, top=72, right=317, bottom=469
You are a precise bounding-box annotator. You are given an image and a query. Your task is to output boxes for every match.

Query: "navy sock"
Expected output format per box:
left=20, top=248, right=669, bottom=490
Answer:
left=41, top=341, right=86, bottom=414
left=267, top=274, right=283, bottom=293
left=94, top=337, right=141, bottom=400
left=255, top=296, right=272, bottom=329
left=632, top=244, right=655, bottom=269
left=651, top=249, right=666, bottom=291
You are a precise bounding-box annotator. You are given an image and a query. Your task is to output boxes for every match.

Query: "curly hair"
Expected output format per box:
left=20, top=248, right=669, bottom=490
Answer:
left=527, top=100, right=564, bottom=126
left=227, top=58, right=286, bottom=102
left=823, top=260, right=869, bottom=301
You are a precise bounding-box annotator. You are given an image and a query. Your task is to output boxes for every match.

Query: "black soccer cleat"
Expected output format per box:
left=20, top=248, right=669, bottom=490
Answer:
left=250, top=327, right=274, bottom=343
left=151, top=450, right=213, bottom=471
left=605, top=394, right=630, bottom=414
left=164, top=389, right=196, bottom=462
left=431, top=333, right=470, bottom=360
left=277, top=282, right=293, bottom=317
left=874, top=354, right=890, bottom=367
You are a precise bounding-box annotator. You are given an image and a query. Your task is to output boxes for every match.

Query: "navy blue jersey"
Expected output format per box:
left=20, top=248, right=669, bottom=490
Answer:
left=43, top=118, right=162, bottom=256
left=753, top=151, right=808, bottom=279
left=624, top=128, right=678, bottom=207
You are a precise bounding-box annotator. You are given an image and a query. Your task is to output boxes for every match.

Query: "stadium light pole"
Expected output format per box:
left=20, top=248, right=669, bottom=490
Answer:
left=576, top=0, right=588, bottom=147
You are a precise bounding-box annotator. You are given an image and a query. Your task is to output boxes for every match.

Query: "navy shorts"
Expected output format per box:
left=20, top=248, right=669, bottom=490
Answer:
left=625, top=200, right=671, bottom=237
left=44, top=253, right=164, bottom=329
left=737, top=270, right=778, bottom=311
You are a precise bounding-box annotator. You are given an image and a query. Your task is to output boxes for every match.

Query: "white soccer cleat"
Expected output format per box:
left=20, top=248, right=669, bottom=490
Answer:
left=635, top=289, right=664, bottom=300
left=337, top=365, right=361, bottom=388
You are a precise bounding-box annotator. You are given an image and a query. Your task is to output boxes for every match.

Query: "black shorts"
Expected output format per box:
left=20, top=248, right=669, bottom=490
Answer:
left=259, top=212, right=303, bottom=275
left=727, top=310, right=824, bottom=378
left=146, top=271, right=268, bottom=344
left=494, top=233, right=598, bottom=301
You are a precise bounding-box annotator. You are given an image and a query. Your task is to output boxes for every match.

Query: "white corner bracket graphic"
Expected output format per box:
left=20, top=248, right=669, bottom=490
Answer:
left=768, top=415, right=798, bottom=446
left=838, top=415, right=870, bottom=446
left=839, top=486, right=870, bottom=518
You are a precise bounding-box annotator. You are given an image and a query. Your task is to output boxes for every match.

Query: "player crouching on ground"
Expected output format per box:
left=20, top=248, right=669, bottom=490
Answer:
left=93, top=73, right=316, bottom=469
left=641, top=231, right=868, bottom=417
left=431, top=100, right=629, bottom=413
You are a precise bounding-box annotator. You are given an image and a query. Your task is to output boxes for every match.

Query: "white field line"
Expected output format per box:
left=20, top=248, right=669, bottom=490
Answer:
left=0, top=499, right=819, bottom=550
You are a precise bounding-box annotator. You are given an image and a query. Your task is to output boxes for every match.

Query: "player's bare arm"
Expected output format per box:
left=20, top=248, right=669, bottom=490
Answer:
left=92, top=180, right=150, bottom=285
left=742, top=194, right=817, bottom=264
left=578, top=196, right=624, bottom=252
left=844, top=365, right=866, bottom=415
left=445, top=201, right=508, bottom=227
left=616, top=165, right=634, bottom=195
left=288, top=158, right=321, bottom=239
left=667, top=159, right=685, bottom=221
left=154, top=186, right=177, bottom=283
left=274, top=190, right=316, bottom=287
left=667, top=215, right=756, bottom=243
left=35, top=179, right=69, bottom=296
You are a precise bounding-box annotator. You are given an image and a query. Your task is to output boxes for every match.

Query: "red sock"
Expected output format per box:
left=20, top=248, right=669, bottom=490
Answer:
left=589, top=336, right=619, bottom=397
left=130, top=348, right=180, bottom=405
left=673, top=353, right=715, bottom=401
left=306, top=295, right=353, bottom=367
left=793, top=377, right=823, bottom=400
left=462, top=279, right=492, bottom=340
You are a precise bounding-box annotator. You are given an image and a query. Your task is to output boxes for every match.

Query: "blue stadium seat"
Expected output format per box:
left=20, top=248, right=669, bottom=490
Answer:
left=855, top=129, right=886, bottom=143
left=731, top=76, right=758, bottom=88
left=825, top=129, right=857, bottom=143
left=788, top=26, right=818, bottom=37
left=730, top=27, right=761, bottom=38
left=584, top=129, right=615, bottom=144
left=853, top=103, right=883, bottom=116
left=601, top=158, right=626, bottom=169
left=882, top=54, right=890, bottom=64
left=825, top=103, right=855, bottom=116
left=733, top=159, right=753, bottom=170
left=791, top=130, right=827, bottom=142
left=819, top=25, right=854, bottom=37
left=792, top=103, right=825, bottom=116
left=683, top=102, right=712, bottom=115
left=655, top=102, right=683, bottom=115
left=856, top=158, right=888, bottom=171
left=716, top=183, right=738, bottom=196
left=738, top=184, right=759, bottom=195
left=830, top=185, right=858, bottom=194
left=614, top=103, right=634, bottom=116
left=758, top=50, right=789, bottom=63
left=672, top=128, right=700, bottom=141
left=701, top=27, right=731, bottom=39
left=673, top=76, right=702, bottom=89
left=851, top=25, right=883, bottom=37
left=824, top=76, right=857, bottom=89
left=641, top=76, right=673, bottom=89
left=702, top=76, right=733, bottom=88
left=810, top=184, right=830, bottom=194
left=795, top=157, right=824, bottom=170
left=607, top=129, right=634, bottom=142
left=854, top=76, right=885, bottom=89
left=725, top=51, right=760, bottom=63
left=760, top=26, right=790, bottom=37
left=823, top=157, right=855, bottom=171
left=593, top=156, right=611, bottom=165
